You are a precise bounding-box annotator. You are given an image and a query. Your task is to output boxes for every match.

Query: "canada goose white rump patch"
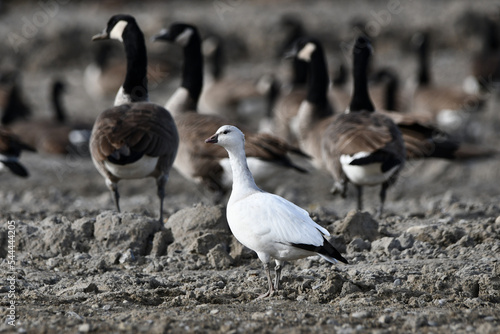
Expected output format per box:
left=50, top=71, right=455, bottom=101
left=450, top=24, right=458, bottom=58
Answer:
left=340, top=152, right=399, bottom=185
left=104, top=155, right=158, bottom=179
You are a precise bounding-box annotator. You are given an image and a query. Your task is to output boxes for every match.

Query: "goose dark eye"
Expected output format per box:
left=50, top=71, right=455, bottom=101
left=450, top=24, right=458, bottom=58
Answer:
left=223, top=130, right=230, bottom=134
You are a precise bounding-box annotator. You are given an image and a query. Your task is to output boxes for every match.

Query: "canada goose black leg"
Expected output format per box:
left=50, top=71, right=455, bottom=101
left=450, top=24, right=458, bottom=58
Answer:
left=274, top=262, right=284, bottom=291
left=106, top=179, right=121, bottom=213
left=257, top=262, right=275, bottom=299
left=377, top=181, right=389, bottom=218
left=156, top=175, right=166, bottom=222
left=356, top=185, right=363, bottom=211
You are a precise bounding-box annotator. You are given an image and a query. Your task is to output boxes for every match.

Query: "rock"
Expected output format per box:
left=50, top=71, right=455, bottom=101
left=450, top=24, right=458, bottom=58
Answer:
left=83, top=283, right=99, bottom=294
left=406, top=224, right=439, bottom=244
left=404, top=316, right=428, bottom=331
left=347, top=238, right=371, bottom=253
left=188, top=233, right=221, bottom=254
left=334, top=211, right=379, bottom=242
left=341, top=282, right=362, bottom=296
left=119, top=248, right=136, bottom=263
left=94, top=212, right=162, bottom=256
left=165, top=204, right=231, bottom=249
left=351, top=310, right=371, bottom=319
left=150, top=228, right=174, bottom=257
left=207, top=244, right=234, bottom=269
left=78, top=323, right=91, bottom=333
left=371, top=237, right=401, bottom=255
left=396, top=232, right=415, bottom=250
left=378, top=314, right=392, bottom=324
left=229, top=237, right=256, bottom=262
left=72, top=217, right=95, bottom=239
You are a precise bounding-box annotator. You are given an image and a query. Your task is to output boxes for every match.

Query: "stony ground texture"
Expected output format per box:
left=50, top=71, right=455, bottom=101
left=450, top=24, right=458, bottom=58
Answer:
left=1, top=0, right=500, bottom=333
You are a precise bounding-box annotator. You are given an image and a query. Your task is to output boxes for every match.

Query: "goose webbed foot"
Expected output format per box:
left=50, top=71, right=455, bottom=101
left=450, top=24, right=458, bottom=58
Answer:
left=256, top=262, right=276, bottom=299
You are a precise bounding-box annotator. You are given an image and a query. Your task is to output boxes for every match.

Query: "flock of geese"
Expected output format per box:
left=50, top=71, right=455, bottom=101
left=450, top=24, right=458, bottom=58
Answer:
left=1, top=12, right=498, bottom=296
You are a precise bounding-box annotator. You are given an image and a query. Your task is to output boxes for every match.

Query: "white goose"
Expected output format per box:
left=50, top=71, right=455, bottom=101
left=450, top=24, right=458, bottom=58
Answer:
left=205, top=125, right=348, bottom=298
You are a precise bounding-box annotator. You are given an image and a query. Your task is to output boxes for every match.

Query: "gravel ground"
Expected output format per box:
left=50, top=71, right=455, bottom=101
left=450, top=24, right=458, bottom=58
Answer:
left=1, top=1, right=500, bottom=333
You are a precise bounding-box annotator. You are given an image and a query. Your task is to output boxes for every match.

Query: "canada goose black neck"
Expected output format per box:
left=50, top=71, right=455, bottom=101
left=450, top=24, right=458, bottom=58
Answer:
left=1, top=84, right=31, bottom=126
left=52, top=81, right=66, bottom=123
left=181, top=30, right=204, bottom=105
left=415, top=32, right=431, bottom=87
left=304, top=40, right=331, bottom=112
left=483, top=18, right=499, bottom=53
left=349, top=36, right=375, bottom=112
left=372, top=69, right=399, bottom=111
left=122, top=19, right=148, bottom=102
left=207, top=37, right=224, bottom=80
left=332, top=63, right=347, bottom=87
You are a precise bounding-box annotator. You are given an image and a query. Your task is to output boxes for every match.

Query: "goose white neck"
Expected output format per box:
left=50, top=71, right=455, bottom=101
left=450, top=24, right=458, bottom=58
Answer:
left=225, top=144, right=261, bottom=200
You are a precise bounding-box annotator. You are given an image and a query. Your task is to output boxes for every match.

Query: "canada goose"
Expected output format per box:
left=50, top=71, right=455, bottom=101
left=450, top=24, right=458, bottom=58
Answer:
left=205, top=125, right=347, bottom=298
left=0, top=127, right=35, bottom=177
left=152, top=23, right=308, bottom=198
left=3, top=79, right=92, bottom=156
left=411, top=31, right=486, bottom=134
left=90, top=14, right=179, bottom=222
left=292, top=36, right=405, bottom=216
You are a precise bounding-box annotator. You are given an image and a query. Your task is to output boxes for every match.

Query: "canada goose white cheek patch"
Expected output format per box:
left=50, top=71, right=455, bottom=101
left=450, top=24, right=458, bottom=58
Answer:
left=175, top=28, right=194, bottom=47
left=297, top=42, right=316, bottom=62
left=109, top=20, right=129, bottom=42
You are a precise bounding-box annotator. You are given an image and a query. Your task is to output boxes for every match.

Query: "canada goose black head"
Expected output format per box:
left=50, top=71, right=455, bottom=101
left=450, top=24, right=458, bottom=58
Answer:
left=92, top=14, right=138, bottom=42
left=152, top=23, right=200, bottom=48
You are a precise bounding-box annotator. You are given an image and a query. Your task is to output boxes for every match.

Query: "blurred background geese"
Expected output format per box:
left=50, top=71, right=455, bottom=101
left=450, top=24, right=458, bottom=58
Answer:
left=198, top=34, right=273, bottom=130
left=90, top=14, right=179, bottom=222
left=0, top=127, right=35, bottom=178
left=152, top=23, right=308, bottom=200
left=2, top=78, right=92, bottom=156
left=410, top=31, right=486, bottom=139
left=205, top=125, right=347, bottom=298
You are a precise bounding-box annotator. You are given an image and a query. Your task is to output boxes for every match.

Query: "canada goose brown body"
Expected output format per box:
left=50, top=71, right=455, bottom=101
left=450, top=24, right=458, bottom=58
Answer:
left=0, top=127, right=35, bottom=177
left=90, top=14, right=179, bottom=221
left=153, top=23, right=308, bottom=197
